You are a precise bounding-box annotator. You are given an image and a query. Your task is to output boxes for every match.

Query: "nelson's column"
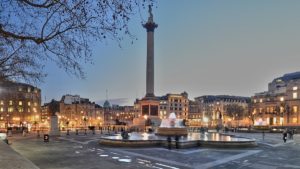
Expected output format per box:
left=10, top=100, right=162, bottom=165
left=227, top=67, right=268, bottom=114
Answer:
left=135, top=5, right=160, bottom=126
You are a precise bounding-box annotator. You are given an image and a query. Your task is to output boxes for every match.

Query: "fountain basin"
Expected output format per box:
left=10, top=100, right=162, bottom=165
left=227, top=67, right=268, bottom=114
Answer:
left=99, top=132, right=257, bottom=148
left=156, top=127, right=188, bottom=136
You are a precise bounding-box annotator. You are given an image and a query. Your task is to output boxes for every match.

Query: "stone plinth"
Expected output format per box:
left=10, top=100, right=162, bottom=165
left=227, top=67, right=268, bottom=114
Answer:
left=49, top=115, right=60, bottom=136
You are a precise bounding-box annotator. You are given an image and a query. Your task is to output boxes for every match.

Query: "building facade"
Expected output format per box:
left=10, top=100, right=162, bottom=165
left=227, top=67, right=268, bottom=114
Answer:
left=251, top=72, right=300, bottom=127
left=158, top=92, right=189, bottom=120
left=0, top=80, right=41, bottom=130
left=194, top=95, right=250, bottom=127
left=42, top=95, right=103, bottom=130
left=103, top=102, right=137, bottom=126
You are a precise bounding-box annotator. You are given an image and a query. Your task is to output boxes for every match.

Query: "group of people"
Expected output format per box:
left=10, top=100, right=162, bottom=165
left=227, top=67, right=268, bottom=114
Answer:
left=282, top=128, right=296, bottom=143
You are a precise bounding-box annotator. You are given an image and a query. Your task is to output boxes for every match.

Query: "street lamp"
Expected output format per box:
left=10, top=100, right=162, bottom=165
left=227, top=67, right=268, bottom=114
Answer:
left=144, top=115, right=148, bottom=132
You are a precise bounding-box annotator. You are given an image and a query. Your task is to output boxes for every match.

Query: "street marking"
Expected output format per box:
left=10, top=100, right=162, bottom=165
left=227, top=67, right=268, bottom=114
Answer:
left=194, top=150, right=262, bottom=169
left=155, top=163, right=180, bottom=169
left=112, top=149, right=192, bottom=168
left=58, top=137, right=100, bottom=145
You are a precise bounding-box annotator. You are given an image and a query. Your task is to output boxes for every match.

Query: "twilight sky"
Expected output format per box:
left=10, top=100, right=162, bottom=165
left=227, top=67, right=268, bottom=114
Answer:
left=41, top=0, right=300, bottom=105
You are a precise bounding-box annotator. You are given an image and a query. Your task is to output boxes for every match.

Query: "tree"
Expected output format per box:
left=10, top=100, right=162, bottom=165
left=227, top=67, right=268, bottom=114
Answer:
left=0, top=0, right=154, bottom=83
left=225, top=104, right=246, bottom=126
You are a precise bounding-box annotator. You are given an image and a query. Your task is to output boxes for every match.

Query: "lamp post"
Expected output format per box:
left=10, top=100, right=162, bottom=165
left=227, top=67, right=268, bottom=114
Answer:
left=144, top=115, right=148, bottom=132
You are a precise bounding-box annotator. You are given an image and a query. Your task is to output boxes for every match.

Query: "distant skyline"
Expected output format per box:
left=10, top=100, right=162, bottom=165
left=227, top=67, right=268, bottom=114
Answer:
left=41, top=0, right=300, bottom=105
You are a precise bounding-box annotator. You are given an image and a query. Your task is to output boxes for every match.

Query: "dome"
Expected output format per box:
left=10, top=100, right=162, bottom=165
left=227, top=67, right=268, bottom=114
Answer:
left=103, top=100, right=111, bottom=108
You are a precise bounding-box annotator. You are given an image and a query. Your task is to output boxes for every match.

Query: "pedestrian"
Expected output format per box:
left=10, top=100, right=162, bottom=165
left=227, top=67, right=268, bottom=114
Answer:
left=283, top=130, right=287, bottom=143
left=167, top=136, right=172, bottom=150
left=175, top=135, right=179, bottom=149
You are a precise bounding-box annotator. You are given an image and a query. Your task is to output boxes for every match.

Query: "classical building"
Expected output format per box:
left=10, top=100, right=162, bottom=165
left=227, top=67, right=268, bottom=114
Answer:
left=194, top=95, right=250, bottom=127
left=0, top=80, right=41, bottom=130
left=103, top=101, right=137, bottom=125
left=251, top=72, right=300, bottom=127
left=42, top=94, right=103, bottom=129
left=158, top=92, right=189, bottom=120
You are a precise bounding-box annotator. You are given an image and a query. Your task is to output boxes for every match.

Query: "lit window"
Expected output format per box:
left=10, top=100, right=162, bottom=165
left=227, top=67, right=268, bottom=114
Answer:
left=280, top=97, right=284, bottom=102
left=0, top=100, right=3, bottom=105
left=0, top=107, right=3, bottom=112
left=28, top=108, right=31, bottom=113
left=18, top=87, right=22, bottom=91
left=33, top=108, right=37, bottom=113
left=259, top=108, right=263, bottom=113
left=34, top=102, right=38, bottom=106
left=293, top=106, right=298, bottom=113
left=280, top=107, right=284, bottom=113
left=28, top=102, right=31, bottom=106
left=9, top=100, right=13, bottom=105
left=8, top=107, right=13, bottom=112
left=27, top=87, right=31, bottom=92
left=259, top=99, right=263, bottom=103
left=18, top=107, right=24, bottom=112
left=293, top=92, right=298, bottom=99
left=19, top=101, right=22, bottom=106
left=293, top=86, right=298, bottom=91
left=253, top=99, right=257, bottom=103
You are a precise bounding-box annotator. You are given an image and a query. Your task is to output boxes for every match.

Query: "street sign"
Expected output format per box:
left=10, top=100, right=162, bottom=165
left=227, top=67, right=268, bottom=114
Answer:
left=44, top=134, right=49, bottom=142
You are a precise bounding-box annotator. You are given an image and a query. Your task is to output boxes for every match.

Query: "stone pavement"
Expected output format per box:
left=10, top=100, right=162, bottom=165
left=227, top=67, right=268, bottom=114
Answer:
left=0, top=140, right=39, bottom=169
left=6, top=132, right=300, bottom=169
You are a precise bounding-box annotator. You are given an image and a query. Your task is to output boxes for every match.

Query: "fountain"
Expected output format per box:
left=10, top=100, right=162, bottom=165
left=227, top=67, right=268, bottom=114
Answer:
left=99, top=114, right=257, bottom=148
left=156, top=112, right=188, bottom=136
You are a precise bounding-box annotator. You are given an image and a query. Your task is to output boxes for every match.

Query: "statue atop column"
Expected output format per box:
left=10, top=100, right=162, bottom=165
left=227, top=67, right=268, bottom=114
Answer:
left=148, top=5, right=153, bottom=22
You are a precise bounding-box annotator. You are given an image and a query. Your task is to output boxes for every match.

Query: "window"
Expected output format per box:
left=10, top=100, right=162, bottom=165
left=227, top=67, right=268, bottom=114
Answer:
left=9, top=100, right=13, bottom=105
left=253, top=99, right=257, bottom=103
left=28, top=102, right=31, bottom=106
left=280, top=107, right=284, bottom=113
left=0, top=100, right=3, bottom=105
left=259, top=108, right=263, bottom=113
left=0, top=107, right=3, bottom=112
left=293, top=86, right=298, bottom=91
left=293, top=92, right=298, bottom=99
left=19, top=101, right=22, bottom=106
left=27, top=87, right=31, bottom=92
left=18, top=107, right=24, bottom=112
left=33, top=108, right=37, bottom=113
left=34, top=102, right=38, bottom=106
left=293, top=106, right=298, bottom=113
left=18, top=87, right=22, bottom=91
left=259, top=99, right=263, bottom=103
left=28, top=108, right=31, bottom=113
left=8, top=107, right=13, bottom=112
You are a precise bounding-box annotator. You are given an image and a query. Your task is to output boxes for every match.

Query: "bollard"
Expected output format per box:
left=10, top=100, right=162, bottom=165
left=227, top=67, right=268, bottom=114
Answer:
left=84, top=129, right=87, bottom=135
left=92, top=129, right=95, bottom=135
left=37, top=130, right=40, bottom=138
left=76, top=129, right=78, bottom=135
left=67, top=129, right=70, bottom=136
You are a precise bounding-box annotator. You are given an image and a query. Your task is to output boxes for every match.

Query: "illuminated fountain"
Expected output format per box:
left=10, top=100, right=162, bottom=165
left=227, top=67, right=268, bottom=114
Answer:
left=99, top=114, right=257, bottom=148
left=156, top=112, right=188, bottom=136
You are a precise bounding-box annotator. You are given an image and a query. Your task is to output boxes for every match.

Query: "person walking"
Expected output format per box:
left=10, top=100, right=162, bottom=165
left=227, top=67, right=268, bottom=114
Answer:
left=283, top=130, right=287, bottom=143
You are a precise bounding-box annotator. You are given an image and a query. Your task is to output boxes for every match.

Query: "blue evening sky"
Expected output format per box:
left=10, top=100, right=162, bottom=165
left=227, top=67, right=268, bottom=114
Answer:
left=41, top=0, right=300, bottom=105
